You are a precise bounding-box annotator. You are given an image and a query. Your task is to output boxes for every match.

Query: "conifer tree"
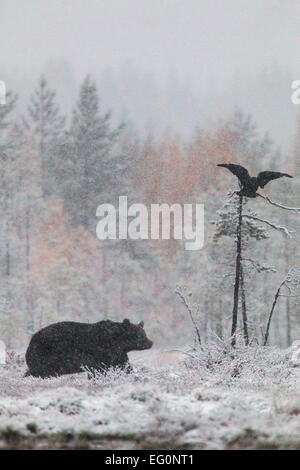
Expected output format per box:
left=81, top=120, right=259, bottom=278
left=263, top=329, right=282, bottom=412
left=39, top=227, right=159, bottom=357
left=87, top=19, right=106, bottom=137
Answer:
left=25, top=76, right=65, bottom=195
left=0, top=90, right=18, bottom=158
left=213, top=194, right=271, bottom=345
left=62, top=75, right=122, bottom=228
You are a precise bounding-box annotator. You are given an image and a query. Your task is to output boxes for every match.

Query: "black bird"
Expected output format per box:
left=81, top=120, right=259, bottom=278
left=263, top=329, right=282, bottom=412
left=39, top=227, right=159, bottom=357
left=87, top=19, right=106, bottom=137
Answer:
left=217, top=163, right=293, bottom=198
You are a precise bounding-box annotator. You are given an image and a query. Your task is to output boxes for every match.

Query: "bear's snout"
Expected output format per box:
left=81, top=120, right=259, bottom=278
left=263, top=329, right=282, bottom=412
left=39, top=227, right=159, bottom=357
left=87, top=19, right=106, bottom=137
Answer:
left=143, top=338, right=153, bottom=350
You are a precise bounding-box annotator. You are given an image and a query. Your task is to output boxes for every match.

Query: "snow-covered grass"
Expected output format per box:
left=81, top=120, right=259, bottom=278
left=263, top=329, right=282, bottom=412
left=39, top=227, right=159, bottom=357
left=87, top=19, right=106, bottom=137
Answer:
left=1, top=345, right=300, bottom=449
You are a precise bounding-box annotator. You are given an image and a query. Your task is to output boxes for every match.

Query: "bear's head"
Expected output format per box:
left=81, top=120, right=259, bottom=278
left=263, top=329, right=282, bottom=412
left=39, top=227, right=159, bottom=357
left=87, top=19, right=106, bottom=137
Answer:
left=121, top=319, right=153, bottom=352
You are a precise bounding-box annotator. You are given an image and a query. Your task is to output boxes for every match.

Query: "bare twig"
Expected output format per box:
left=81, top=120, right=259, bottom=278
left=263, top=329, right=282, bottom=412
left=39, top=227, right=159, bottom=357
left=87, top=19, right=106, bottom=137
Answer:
left=243, top=257, right=276, bottom=273
left=264, top=279, right=286, bottom=346
left=175, top=287, right=202, bottom=348
left=257, top=193, right=300, bottom=216
left=278, top=294, right=300, bottom=298
left=243, top=214, right=294, bottom=238
left=264, top=267, right=300, bottom=346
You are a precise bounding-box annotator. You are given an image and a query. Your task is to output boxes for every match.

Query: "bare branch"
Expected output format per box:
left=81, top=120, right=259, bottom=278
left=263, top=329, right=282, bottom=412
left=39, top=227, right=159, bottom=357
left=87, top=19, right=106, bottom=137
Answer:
left=264, top=267, right=300, bottom=345
left=243, top=214, right=294, bottom=238
left=278, top=294, right=300, bottom=298
left=264, top=279, right=286, bottom=346
left=243, top=257, right=276, bottom=273
left=175, top=286, right=202, bottom=348
left=257, top=193, right=300, bottom=216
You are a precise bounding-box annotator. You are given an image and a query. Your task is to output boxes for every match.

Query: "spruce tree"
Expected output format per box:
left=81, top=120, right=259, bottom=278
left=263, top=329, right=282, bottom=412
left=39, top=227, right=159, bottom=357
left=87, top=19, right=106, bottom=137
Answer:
left=25, top=76, right=65, bottom=195
left=63, top=75, right=122, bottom=228
left=213, top=194, right=271, bottom=345
left=0, top=90, right=18, bottom=158
left=0, top=90, right=18, bottom=346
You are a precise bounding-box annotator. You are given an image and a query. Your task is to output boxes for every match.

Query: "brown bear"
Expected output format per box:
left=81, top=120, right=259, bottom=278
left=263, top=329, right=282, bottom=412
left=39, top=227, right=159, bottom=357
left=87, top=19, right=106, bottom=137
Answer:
left=25, top=318, right=152, bottom=378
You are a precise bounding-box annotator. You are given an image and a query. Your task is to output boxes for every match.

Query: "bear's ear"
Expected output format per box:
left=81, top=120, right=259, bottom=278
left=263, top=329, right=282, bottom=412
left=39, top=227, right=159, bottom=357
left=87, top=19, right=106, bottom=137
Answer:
left=123, top=318, right=130, bottom=326
left=139, top=321, right=144, bottom=328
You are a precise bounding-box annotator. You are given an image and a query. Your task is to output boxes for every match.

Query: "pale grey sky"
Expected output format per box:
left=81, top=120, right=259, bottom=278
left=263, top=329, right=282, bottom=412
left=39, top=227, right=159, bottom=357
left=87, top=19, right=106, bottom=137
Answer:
left=2, top=0, right=299, bottom=79
left=1, top=0, right=300, bottom=149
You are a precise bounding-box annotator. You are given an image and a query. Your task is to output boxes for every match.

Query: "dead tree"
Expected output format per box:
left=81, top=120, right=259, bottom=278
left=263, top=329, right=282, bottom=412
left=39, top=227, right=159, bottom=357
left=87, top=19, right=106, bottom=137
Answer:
left=231, top=194, right=243, bottom=346
left=213, top=192, right=270, bottom=347
left=175, top=285, right=202, bottom=348
left=240, top=263, right=249, bottom=345
left=264, top=267, right=300, bottom=346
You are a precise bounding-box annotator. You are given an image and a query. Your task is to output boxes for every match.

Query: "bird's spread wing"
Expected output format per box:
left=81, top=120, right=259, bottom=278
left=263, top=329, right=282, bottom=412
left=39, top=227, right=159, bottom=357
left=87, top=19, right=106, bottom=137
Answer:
left=257, top=171, right=293, bottom=188
left=217, top=164, right=250, bottom=186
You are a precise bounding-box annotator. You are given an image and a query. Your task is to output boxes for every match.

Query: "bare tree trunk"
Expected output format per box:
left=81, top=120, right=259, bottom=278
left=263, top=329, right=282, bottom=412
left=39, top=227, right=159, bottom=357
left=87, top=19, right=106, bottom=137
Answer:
left=284, top=227, right=292, bottom=347
left=240, top=263, right=249, bottom=345
left=286, top=297, right=291, bottom=347
left=231, top=194, right=243, bottom=347
left=204, top=297, right=209, bottom=344
left=216, top=297, right=223, bottom=340
left=264, top=280, right=285, bottom=346
left=263, top=246, right=268, bottom=306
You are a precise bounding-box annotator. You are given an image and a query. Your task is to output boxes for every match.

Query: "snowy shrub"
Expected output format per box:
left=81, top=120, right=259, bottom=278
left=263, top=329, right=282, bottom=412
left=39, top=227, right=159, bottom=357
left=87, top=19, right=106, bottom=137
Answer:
left=1, top=345, right=300, bottom=449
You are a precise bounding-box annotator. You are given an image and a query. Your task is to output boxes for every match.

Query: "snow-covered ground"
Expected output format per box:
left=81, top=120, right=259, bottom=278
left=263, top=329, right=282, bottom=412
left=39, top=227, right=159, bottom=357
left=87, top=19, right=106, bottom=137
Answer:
left=1, top=345, right=300, bottom=449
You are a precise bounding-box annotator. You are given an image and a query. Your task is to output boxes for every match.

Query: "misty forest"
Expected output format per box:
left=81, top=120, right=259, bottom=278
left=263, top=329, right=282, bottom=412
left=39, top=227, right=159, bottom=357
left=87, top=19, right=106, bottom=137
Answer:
left=1, top=74, right=300, bottom=350
left=1, top=0, right=300, bottom=451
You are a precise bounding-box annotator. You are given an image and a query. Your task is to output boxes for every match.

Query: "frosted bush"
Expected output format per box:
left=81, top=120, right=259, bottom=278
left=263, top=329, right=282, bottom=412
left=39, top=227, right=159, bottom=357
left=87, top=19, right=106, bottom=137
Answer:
left=1, top=345, right=300, bottom=449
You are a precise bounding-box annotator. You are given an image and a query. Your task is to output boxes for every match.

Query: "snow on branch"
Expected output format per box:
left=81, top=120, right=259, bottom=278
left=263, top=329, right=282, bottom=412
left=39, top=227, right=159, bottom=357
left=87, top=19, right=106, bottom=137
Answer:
left=242, top=258, right=276, bottom=273
left=242, top=214, right=294, bottom=238
left=257, top=193, right=300, bottom=216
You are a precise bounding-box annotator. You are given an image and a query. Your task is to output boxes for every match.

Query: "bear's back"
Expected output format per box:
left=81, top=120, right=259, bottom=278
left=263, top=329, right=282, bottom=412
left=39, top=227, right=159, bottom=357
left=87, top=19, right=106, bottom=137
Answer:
left=31, top=321, right=92, bottom=346
left=27, top=320, right=118, bottom=355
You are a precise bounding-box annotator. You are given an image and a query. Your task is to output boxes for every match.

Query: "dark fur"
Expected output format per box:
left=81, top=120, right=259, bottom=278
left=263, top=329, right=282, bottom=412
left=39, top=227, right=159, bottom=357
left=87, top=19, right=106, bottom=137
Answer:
left=25, top=318, right=152, bottom=378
